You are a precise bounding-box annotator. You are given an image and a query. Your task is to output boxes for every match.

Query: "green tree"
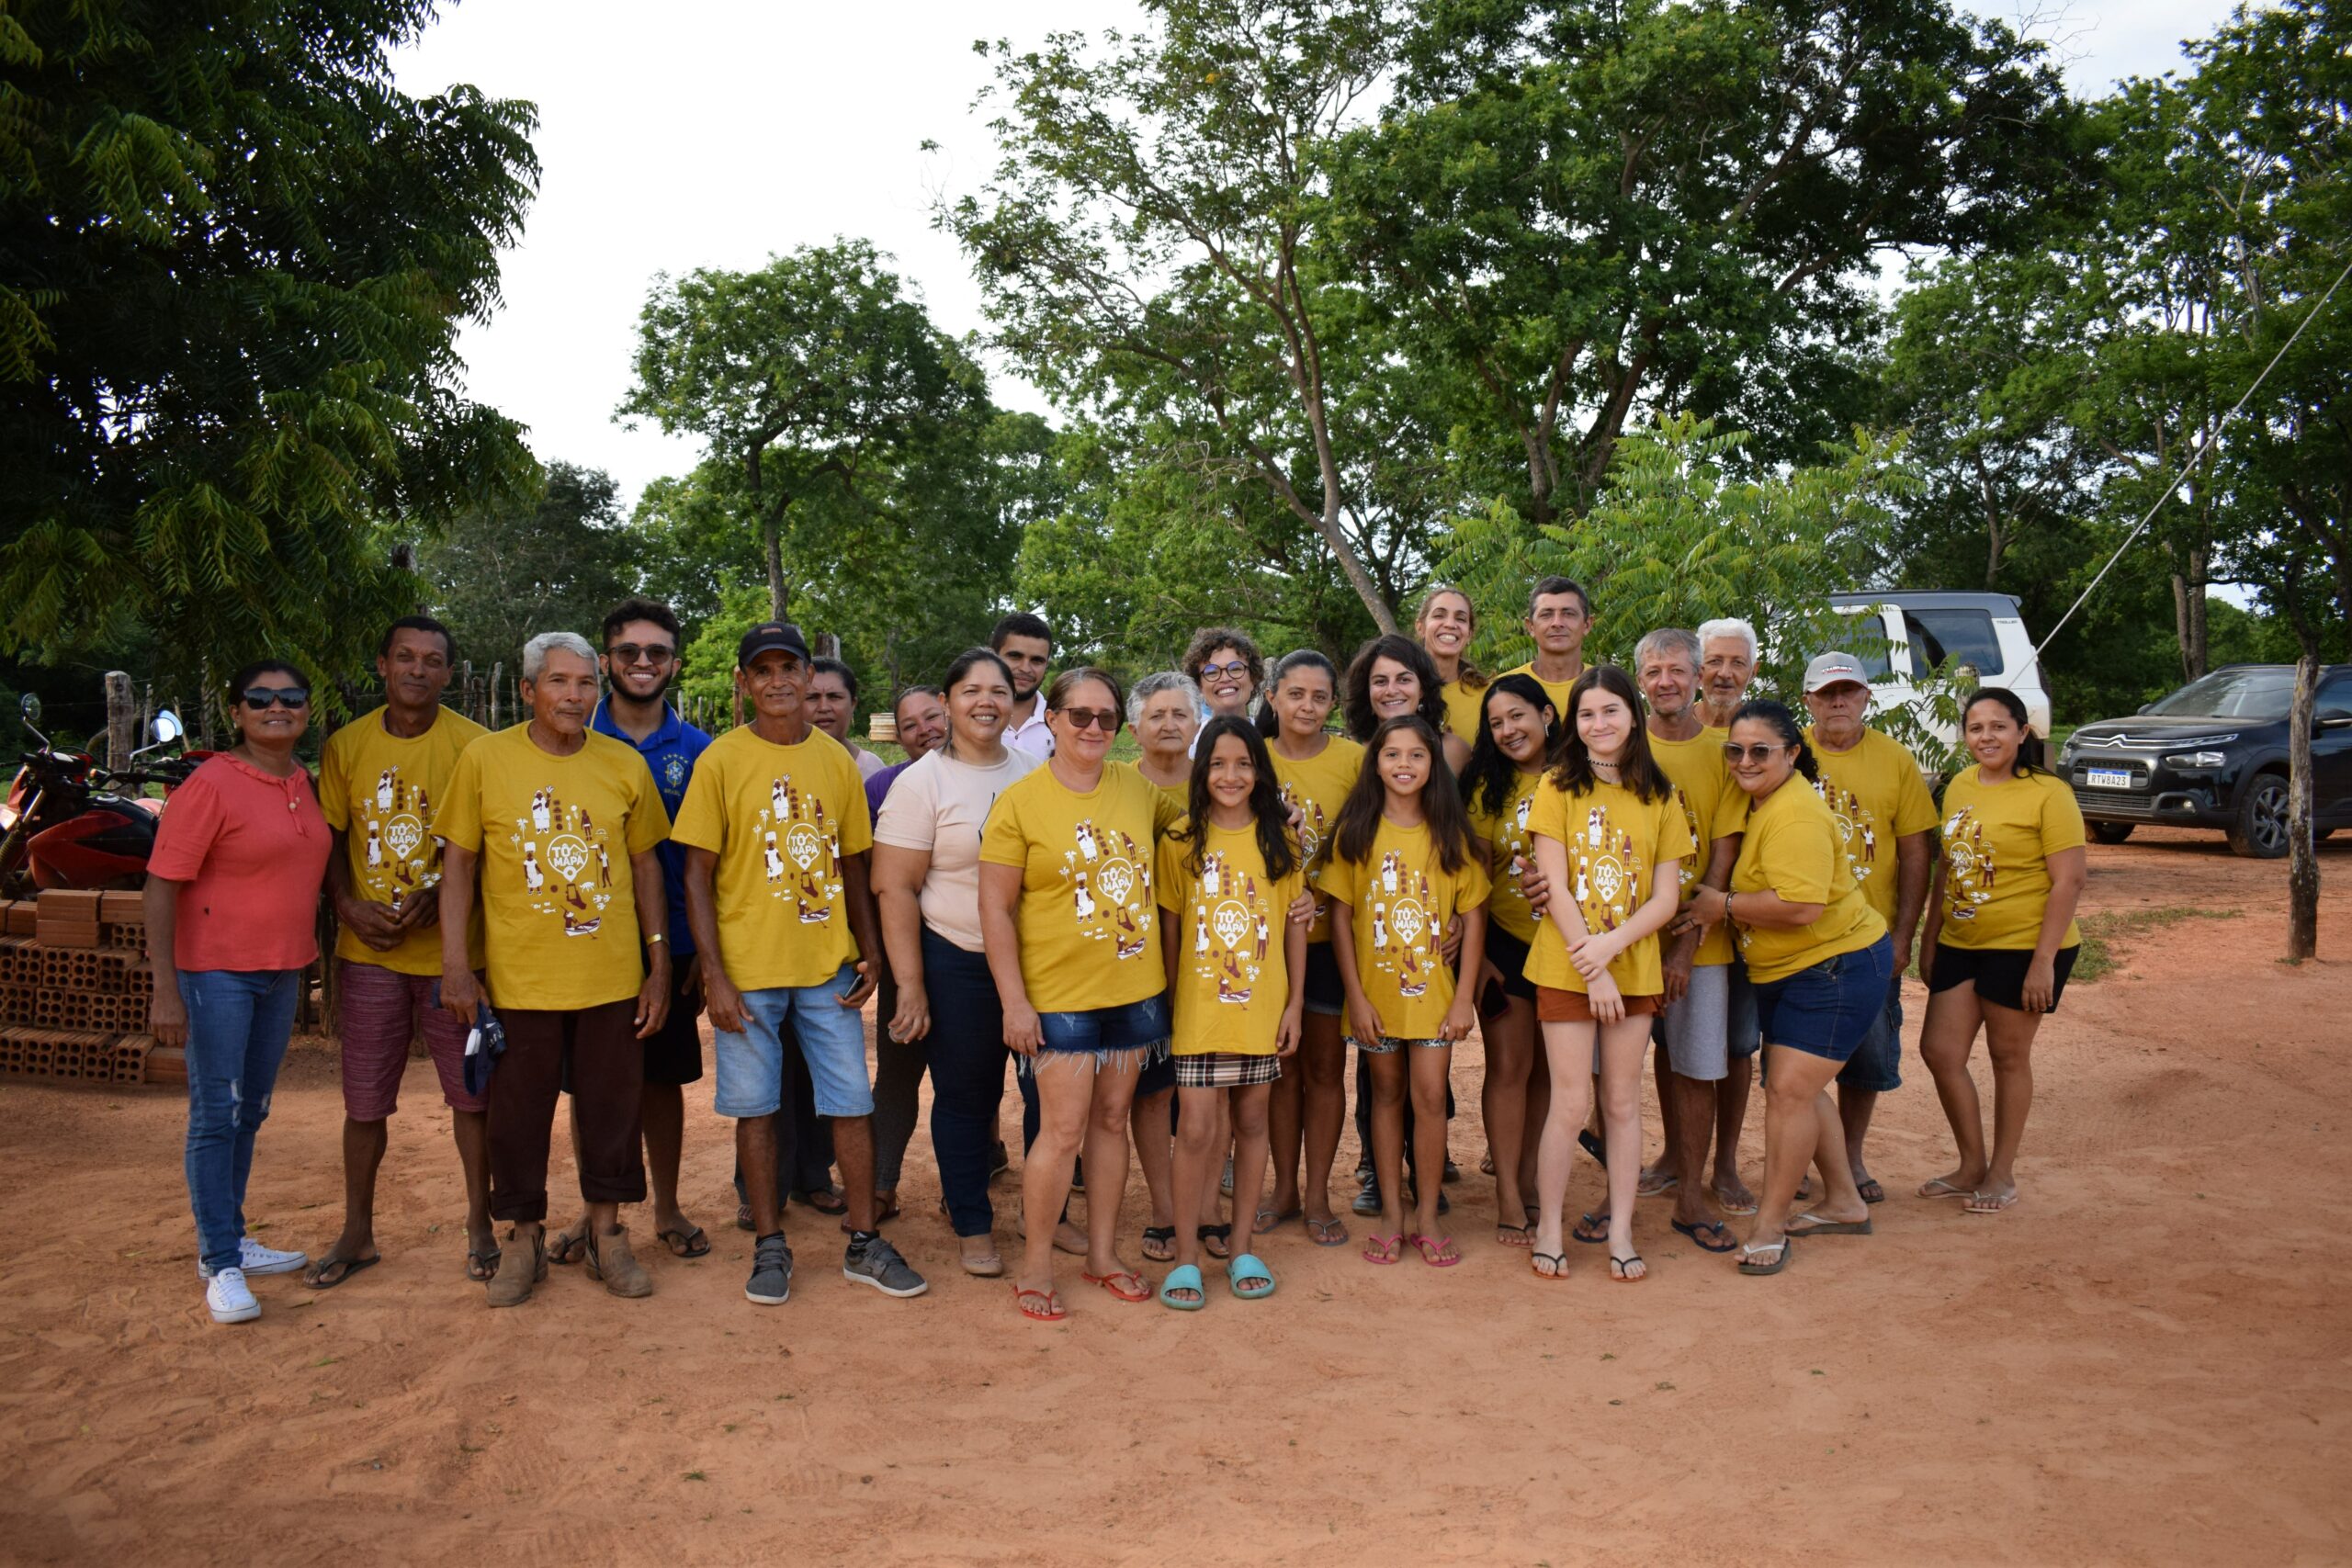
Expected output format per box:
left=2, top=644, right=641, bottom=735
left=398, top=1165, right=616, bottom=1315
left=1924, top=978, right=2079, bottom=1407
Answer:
left=417, top=461, right=631, bottom=674
left=616, top=240, right=988, bottom=622
left=0, top=0, right=540, bottom=682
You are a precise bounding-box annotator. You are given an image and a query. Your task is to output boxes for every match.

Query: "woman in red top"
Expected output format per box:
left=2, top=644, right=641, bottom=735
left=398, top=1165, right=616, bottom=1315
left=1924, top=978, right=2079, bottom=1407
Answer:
left=146, top=660, right=334, bottom=1325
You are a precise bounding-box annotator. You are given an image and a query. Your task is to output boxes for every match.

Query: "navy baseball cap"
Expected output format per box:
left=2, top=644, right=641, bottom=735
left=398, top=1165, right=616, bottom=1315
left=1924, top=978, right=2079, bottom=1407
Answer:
left=737, top=621, right=812, bottom=669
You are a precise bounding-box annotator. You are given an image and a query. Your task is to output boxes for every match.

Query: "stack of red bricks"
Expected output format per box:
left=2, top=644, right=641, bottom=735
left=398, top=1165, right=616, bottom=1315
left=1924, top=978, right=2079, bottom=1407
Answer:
left=0, top=891, right=172, bottom=1085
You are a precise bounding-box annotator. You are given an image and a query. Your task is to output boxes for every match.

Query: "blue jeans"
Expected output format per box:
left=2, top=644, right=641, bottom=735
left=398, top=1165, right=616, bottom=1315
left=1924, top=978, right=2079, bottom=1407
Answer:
left=921, top=927, right=1008, bottom=1238
left=712, top=964, right=874, bottom=1118
left=181, top=969, right=302, bottom=1276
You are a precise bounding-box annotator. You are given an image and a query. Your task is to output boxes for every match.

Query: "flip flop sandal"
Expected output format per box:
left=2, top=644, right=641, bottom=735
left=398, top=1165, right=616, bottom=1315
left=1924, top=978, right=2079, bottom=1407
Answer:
left=1080, top=1268, right=1151, bottom=1303
left=1259, top=1207, right=1303, bottom=1231
left=303, top=1253, right=379, bottom=1290
left=1713, top=1190, right=1760, bottom=1216
left=1406, top=1234, right=1461, bottom=1268
left=1571, top=1213, right=1611, bottom=1245
left=1636, top=1171, right=1679, bottom=1198
left=547, top=1224, right=590, bottom=1266
left=657, top=1224, right=711, bottom=1258
left=1140, top=1225, right=1177, bottom=1262
left=1917, top=1178, right=1974, bottom=1201
left=1362, top=1232, right=1404, bottom=1265
left=1159, top=1263, right=1207, bottom=1311
left=839, top=1202, right=904, bottom=1235
left=1494, top=1220, right=1535, bottom=1248
left=1227, top=1253, right=1276, bottom=1300
left=1531, top=1250, right=1569, bottom=1280
left=465, top=1244, right=503, bottom=1282
left=1012, top=1285, right=1066, bottom=1322
left=1609, top=1252, right=1646, bottom=1281
left=1196, top=1224, right=1233, bottom=1260
left=735, top=1203, right=754, bottom=1232
left=1964, top=1190, right=2020, bottom=1214
left=1577, top=1129, right=1608, bottom=1167
left=793, top=1186, right=848, bottom=1216
left=1786, top=1213, right=1872, bottom=1237
left=1857, top=1179, right=1887, bottom=1204
left=1737, top=1238, right=1792, bottom=1276
left=1306, top=1217, right=1349, bottom=1247
left=1671, top=1218, right=1739, bottom=1254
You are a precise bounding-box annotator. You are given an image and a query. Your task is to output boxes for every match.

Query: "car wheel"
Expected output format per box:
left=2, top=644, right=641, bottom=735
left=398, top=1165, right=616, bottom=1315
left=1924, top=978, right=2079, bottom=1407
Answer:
left=2086, top=821, right=2134, bottom=846
left=2226, top=773, right=2290, bottom=859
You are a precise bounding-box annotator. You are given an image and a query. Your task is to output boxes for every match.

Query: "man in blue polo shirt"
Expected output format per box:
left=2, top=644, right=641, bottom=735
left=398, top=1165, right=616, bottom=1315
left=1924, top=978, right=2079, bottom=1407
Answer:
left=544, top=596, right=716, bottom=1267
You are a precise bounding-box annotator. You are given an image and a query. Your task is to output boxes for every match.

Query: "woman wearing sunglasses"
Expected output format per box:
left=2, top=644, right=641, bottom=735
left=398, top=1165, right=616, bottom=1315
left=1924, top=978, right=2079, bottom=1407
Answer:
left=145, top=661, right=335, bottom=1325
left=1684, top=700, right=1893, bottom=1278
left=979, top=669, right=1187, bottom=1320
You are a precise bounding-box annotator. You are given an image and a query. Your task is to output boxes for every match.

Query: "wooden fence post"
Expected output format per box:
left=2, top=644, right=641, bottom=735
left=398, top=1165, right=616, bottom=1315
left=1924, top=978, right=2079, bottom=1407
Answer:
left=104, top=671, right=135, bottom=772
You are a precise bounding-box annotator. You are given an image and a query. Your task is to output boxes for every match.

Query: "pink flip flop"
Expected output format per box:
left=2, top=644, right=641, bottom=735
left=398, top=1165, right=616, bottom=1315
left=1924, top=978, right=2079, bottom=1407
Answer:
left=1362, top=1232, right=1404, bottom=1265
left=1407, top=1233, right=1461, bottom=1268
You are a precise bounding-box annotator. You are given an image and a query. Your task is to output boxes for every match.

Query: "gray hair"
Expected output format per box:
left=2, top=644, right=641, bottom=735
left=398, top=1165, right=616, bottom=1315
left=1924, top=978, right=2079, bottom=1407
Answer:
left=1695, top=616, right=1759, bottom=665
left=1127, top=670, right=1202, bottom=725
left=1634, top=626, right=1702, bottom=673
left=521, top=630, right=599, bottom=682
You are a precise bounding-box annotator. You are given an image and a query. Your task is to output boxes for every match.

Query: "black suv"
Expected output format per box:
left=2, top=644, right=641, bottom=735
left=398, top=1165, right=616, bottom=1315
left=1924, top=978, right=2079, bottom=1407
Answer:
left=2060, top=664, right=2352, bottom=858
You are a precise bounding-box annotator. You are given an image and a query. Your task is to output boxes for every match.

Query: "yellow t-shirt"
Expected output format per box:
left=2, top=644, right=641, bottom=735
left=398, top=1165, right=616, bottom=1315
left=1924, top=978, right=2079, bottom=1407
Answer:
left=1806, top=727, right=1939, bottom=931
left=1152, top=779, right=1192, bottom=820
left=319, top=705, right=488, bottom=976
left=1438, top=678, right=1486, bottom=747
left=979, top=761, right=1182, bottom=1012
left=1524, top=777, right=1693, bottom=995
left=1466, top=768, right=1544, bottom=943
left=1938, top=766, right=2086, bottom=951
left=669, top=725, right=874, bottom=991
left=1154, top=821, right=1305, bottom=1056
left=1645, top=727, right=1747, bottom=964
left=432, top=724, right=671, bottom=1011
left=1729, top=779, right=1885, bottom=984
left=1502, top=661, right=1578, bottom=728
left=1270, top=735, right=1363, bottom=944
left=1317, top=817, right=1490, bottom=1039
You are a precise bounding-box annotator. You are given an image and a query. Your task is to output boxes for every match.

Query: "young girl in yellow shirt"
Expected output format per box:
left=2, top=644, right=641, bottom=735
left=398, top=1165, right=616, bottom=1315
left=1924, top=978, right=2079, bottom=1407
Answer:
left=1320, top=716, right=1490, bottom=1268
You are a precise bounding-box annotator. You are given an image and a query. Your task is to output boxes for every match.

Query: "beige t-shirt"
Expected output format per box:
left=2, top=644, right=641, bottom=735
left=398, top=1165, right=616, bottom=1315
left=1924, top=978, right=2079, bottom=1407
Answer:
left=873, top=745, right=1044, bottom=952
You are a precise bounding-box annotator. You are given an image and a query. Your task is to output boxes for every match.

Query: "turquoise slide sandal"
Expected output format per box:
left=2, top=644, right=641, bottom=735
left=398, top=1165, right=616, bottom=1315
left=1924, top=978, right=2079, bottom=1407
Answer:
left=1158, top=1263, right=1207, bottom=1311
left=1227, top=1253, right=1276, bottom=1300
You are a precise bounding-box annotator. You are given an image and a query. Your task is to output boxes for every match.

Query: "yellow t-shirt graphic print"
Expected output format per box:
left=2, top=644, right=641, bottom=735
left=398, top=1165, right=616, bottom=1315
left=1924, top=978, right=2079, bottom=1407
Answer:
left=1270, top=736, right=1362, bottom=944
left=1525, top=778, right=1693, bottom=995
left=1806, top=728, right=1939, bottom=930
left=671, top=726, right=873, bottom=991
left=1319, top=818, right=1490, bottom=1039
left=1156, top=823, right=1304, bottom=1056
left=980, top=761, right=1182, bottom=1012
left=320, top=705, right=487, bottom=975
left=1467, top=771, right=1543, bottom=943
left=1937, top=766, right=2085, bottom=951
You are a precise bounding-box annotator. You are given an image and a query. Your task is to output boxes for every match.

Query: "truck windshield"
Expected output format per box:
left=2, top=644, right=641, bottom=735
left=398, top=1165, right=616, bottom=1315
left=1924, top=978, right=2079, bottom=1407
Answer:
left=2145, top=668, right=2296, bottom=720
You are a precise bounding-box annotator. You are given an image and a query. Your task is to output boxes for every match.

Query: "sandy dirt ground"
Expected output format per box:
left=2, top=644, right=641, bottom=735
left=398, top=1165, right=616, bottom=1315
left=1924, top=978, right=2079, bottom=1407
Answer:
left=0, top=826, right=2346, bottom=1566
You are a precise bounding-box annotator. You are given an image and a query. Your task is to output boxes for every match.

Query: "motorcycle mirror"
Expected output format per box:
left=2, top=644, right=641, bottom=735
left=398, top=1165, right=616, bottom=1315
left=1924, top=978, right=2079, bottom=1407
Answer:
left=18, top=694, right=39, bottom=727
left=152, top=709, right=183, bottom=744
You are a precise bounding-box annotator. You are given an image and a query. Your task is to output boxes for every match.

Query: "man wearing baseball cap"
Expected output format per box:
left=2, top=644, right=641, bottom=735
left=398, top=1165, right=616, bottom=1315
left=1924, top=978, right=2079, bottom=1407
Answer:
left=1802, top=650, right=1938, bottom=1205
left=673, top=622, right=926, bottom=1306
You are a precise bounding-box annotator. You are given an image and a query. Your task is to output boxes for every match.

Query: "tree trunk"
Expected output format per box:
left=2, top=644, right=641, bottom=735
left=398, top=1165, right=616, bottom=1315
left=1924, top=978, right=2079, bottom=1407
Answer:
left=2287, top=639, right=2320, bottom=962
left=764, top=513, right=787, bottom=623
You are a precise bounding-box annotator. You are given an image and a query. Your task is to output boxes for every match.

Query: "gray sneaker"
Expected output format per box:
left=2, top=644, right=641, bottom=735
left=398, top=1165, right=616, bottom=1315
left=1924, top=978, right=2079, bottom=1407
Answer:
left=745, top=1235, right=793, bottom=1306
left=842, top=1236, right=928, bottom=1298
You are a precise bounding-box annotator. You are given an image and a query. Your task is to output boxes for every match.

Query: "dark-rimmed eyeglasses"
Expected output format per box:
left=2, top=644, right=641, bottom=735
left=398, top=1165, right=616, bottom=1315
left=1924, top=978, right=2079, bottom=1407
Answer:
left=1196, top=660, right=1252, bottom=681
left=1722, top=741, right=1790, bottom=764
left=1055, top=706, right=1121, bottom=733
left=608, top=642, right=675, bottom=666
left=241, top=687, right=311, bottom=710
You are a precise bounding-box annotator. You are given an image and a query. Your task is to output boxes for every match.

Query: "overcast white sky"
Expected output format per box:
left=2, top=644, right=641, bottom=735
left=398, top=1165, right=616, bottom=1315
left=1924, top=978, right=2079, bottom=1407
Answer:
left=390, top=0, right=2252, bottom=512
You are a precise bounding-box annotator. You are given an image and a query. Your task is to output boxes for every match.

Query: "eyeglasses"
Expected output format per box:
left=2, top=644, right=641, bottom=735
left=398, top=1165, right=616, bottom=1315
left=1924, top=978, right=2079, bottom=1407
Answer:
left=1055, top=706, right=1121, bottom=733
left=608, top=643, right=675, bottom=666
left=1197, top=660, right=1252, bottom=681
left=1722, top=741, right=1790, bottom=764
left=241, top=687, right=311, bottom=710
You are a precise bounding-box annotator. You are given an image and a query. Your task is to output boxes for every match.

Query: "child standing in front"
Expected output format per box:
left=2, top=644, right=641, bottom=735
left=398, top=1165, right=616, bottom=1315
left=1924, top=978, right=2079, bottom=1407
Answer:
left=1154, top=717, right=1308, bottom=1308
left=1320, top=716, right=1490, bottom=1268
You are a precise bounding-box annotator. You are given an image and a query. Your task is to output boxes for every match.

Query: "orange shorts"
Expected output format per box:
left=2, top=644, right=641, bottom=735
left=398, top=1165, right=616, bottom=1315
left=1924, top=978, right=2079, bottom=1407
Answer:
left=1535, top=986, right=1660, bottom=1023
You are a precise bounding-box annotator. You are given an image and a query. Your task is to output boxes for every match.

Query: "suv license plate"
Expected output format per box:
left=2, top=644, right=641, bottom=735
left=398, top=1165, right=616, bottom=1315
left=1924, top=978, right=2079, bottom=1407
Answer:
left=2086, top=767, right=2134, bottom=790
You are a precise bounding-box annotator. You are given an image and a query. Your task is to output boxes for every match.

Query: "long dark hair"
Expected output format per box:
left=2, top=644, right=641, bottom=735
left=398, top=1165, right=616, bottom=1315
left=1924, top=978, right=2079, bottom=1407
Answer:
left=1332, top=716, right=1472, bottom=875
left=1413, top=582, right=1487, bottom=692
left=1182, top=716, right=1299, bottom=882
left=1341, top=634, right=1448, bottom=744
left=1962, top=686, right=2044, bottom=775
left=1727, top=697, right=1821, bottom=783
left=1256, top=649, right=1340, bottom=740
left=1548, top=665, right=1670, bottom=802
left=1462, top=672, right=1556, bottom=818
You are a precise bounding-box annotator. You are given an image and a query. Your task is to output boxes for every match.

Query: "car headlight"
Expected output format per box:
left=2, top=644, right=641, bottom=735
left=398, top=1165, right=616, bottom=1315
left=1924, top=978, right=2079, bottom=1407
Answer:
left=2164, top=750, right=2226, bottom=768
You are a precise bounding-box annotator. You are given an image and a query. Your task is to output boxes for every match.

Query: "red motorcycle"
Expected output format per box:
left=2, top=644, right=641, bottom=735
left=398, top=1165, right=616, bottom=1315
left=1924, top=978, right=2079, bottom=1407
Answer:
left=0, top=694, right=205, bottom=897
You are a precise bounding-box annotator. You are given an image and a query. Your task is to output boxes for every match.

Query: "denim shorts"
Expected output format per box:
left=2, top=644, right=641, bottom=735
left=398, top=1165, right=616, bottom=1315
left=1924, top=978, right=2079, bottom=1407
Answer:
left=1019, top=992, right=1170, bottom=1077
left=1348, top=1035, right=1449, bottom=1055
left=1751, top=937, right=1896, bottom=1065
left=712, top=964, right=873, bottom=1119
left=1836, top=967, right=1905, bottom=1092
left=1302, top=942, right=1345, bottom=1018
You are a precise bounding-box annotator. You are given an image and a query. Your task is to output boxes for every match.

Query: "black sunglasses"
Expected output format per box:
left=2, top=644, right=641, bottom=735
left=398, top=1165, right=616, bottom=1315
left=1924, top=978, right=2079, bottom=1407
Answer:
left=241, top=687, right=311, bottom=710
left=1722, top=741, right=1789, bottom=764
left=1055, top=706, right=1121, bottom=733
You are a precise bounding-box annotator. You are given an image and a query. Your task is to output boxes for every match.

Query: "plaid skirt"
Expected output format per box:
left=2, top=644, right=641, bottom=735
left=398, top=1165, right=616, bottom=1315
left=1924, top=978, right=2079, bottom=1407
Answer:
left=1172, top=1051, right=1282, bottom=1089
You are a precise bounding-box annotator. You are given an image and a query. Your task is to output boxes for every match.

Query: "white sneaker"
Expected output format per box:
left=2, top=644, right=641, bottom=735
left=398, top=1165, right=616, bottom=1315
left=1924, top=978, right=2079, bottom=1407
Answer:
left=197, top=1236, right=311, bottom=1280
left=206, top=1267, right=260, bottom=1324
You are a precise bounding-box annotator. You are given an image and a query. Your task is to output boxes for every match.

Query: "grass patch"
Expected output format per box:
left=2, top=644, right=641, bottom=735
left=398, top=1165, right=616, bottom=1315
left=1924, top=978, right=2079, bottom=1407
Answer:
left=2073, top=905, right=2243, bottom=982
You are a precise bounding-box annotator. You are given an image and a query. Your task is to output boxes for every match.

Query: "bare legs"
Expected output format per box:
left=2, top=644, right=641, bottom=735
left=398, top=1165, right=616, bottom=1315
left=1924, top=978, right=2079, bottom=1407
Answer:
left=1919, top=987, right=2040, bottom=1208
left=1479, top=992, right=1539, bottom=1238
left=1017, top=1053, right=1144, bottom=1303
left=1748, top=1046, right=1851, bottom=1255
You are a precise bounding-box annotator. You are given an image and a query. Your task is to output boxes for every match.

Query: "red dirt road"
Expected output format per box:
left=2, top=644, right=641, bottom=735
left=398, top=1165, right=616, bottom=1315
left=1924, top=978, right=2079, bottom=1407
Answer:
left=0, top=828, right=2345, bottom=1565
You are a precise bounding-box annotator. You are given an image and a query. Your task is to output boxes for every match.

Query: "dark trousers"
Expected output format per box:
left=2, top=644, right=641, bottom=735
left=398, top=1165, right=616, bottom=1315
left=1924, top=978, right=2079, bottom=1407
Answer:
left=871, top=966, right=927, bottom=1192
left=732, top=1032, right=836, bottom=1207
left=492, top=998, right=646, bottom=1224
left=922, top=927, right=1009, bottom=1238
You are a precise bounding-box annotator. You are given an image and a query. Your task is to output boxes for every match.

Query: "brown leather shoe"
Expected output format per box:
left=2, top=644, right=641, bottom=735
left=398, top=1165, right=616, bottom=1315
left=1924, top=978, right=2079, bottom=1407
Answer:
left=486, top=1229, right=546, bottom=1308
left=586, top=1224, right=654, bottom=1298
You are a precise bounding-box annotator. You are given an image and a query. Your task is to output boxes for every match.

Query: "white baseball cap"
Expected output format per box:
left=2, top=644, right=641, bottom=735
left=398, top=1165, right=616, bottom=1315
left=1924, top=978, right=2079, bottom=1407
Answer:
left=1803, top=652, right=1870, bottom=694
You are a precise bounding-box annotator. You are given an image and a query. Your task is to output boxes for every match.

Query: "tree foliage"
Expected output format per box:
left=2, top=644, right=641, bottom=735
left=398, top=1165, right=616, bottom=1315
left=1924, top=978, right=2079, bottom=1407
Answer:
left=0, top=0, right=540, bottom=682
left=416, top=460, right=632, bottom=676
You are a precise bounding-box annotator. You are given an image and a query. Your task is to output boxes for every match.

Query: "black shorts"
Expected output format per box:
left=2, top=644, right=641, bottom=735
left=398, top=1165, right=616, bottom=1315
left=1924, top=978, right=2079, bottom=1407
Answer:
left=1303, top=941, right=1345, bottom=1018
left=1477, top=926, right=1540, bottom=1010
left=1928, top=942, right=2079, bottom=1013
left=560, top=955, right=704, bottom=1091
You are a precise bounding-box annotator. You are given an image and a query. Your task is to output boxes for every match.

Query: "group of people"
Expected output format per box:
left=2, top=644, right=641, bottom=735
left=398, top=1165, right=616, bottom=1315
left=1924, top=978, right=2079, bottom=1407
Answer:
left=141, top=580, right=2087, bottom=1325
